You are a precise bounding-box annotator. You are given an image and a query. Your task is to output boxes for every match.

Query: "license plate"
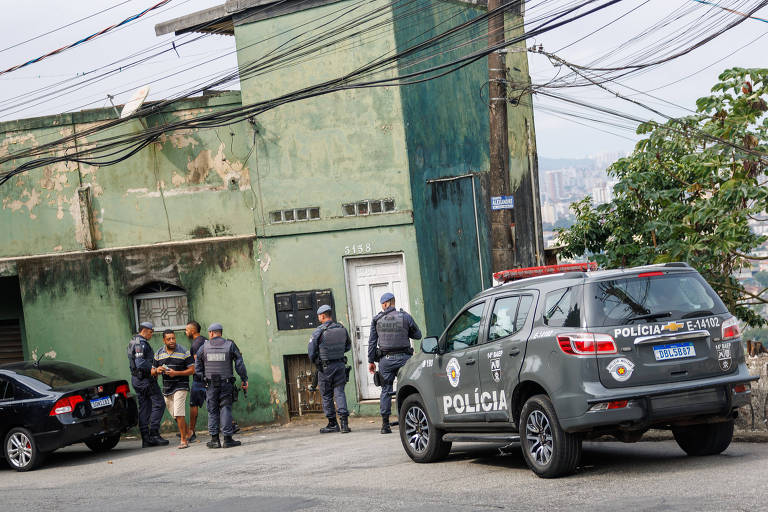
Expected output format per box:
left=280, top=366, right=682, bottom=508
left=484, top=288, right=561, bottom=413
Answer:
left=653, top=342, right=696, bottom=361
left=90, top=396, right=113, bottom=409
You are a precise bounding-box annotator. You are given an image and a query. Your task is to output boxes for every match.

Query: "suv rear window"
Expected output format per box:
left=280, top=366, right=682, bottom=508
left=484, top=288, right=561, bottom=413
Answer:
left=586, top=272, right=727, bottom=327
left=543, top=287, right=581, bottom=328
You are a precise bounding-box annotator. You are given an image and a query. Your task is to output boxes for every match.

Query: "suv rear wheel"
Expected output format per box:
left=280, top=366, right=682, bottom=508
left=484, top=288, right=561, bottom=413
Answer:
left=399, top=394, right=451, bottom=463
left=520, top=394, right=581, bottom=478
left=672, top=420, right=734, bottom=456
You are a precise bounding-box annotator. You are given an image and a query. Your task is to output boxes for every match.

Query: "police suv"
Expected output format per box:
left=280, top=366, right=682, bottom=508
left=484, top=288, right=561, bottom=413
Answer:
left=395, top=263, right=758, bottom=478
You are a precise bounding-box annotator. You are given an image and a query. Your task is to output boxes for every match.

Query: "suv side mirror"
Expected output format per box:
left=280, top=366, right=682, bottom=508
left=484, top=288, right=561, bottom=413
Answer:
left=421, top=337, right=439, bottom=354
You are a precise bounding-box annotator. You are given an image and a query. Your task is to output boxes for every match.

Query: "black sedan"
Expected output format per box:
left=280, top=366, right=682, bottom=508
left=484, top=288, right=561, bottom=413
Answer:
left=0, top=360, right=138, bottom=471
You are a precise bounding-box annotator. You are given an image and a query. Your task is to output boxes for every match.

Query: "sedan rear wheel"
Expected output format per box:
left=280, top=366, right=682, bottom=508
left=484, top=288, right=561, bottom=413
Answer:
left=5, top=427, right=43, bottom=472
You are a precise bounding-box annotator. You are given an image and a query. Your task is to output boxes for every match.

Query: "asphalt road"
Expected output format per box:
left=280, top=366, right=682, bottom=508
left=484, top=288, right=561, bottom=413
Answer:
left=2, top=417, right=767, bottom=512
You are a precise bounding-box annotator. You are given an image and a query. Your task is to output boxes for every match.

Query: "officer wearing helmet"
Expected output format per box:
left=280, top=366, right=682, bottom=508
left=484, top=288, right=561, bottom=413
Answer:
left=195, top=323, right=248, bottom=449
left=308, top=304, right=352, bottom=434
left=127, top=321, right=168, bottom=447
left=368, top=292, right=422, bottom=434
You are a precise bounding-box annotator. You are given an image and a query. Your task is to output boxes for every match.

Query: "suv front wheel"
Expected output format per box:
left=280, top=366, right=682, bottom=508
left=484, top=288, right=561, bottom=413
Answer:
left=399, top=393, right=452, bottom=463
left=672, top=420, right=734, bottom=456
left=520, top=394, right=582, bottom=478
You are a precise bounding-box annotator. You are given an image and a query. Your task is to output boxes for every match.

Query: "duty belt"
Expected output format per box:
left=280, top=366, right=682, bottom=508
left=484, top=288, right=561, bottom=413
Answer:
left=321, top=358, right=345, bottom=363
left=383, top=351, right=408, bottom=358
left=205, top=377, right=236, bottom=384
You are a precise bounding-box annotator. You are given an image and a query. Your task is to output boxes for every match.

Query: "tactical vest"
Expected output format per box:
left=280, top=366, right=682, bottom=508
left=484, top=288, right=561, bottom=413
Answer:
left=203, top=338, right=234, bottom=379
left=319, top=323, right=347, bottom=361
left=127, top=335, right=152, bottom=372
left=376, top=310, right=410, bottom=352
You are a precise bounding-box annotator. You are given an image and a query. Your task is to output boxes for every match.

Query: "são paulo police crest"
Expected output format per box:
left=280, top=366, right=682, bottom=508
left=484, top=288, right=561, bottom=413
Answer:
left=606, top=357, right=635, bottom=382
left=446, top=357, right=461, bottom=387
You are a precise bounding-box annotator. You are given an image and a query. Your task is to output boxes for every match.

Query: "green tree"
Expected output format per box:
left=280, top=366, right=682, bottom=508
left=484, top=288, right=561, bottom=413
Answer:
left=557, top=68, right=768, bottom=326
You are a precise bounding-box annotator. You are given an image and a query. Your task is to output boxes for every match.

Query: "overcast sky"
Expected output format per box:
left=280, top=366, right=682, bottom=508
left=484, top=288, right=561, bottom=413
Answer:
left=0, top=0, right=765, bottom=159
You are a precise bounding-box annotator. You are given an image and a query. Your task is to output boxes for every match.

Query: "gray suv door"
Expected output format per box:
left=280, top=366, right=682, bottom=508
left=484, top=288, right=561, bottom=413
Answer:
left=477, top=294, right=536, bottom=423
left=436, top=301, right=487, bottom=423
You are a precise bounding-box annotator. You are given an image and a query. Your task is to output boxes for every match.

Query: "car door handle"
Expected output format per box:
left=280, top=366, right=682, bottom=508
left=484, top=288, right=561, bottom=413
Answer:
left=509, top=348, right=520, bottom=356
left=465, top=358, right=476, bottom=366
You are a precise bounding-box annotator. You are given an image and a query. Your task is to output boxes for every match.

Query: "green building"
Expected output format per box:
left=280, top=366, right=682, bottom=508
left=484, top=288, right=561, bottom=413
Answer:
left=0, top=0, right=541, bottom=425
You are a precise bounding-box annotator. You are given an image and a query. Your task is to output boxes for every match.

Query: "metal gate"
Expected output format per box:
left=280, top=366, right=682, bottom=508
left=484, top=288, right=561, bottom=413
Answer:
left=284, top=354, right=323, bottom=416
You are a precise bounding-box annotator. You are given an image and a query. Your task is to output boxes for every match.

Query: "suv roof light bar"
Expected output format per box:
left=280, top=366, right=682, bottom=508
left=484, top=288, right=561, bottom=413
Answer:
left=494, top=262, right=598, bottom=283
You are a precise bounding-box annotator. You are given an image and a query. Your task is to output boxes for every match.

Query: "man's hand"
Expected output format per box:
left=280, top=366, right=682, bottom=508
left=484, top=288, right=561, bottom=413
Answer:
left=151, top=367, right=161, bottom=377
left=368, top=363, right=376, bottom=374
left=166, top=369, right=178, bottom=378
left=241, top=381, right=249, bottom=391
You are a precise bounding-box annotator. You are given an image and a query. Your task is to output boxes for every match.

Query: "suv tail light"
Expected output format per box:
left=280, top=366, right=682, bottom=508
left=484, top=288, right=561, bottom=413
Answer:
left=557, top=333, right=617, bottom=355
left=722, top=316, right=740, bottom=340
left=115, top=384, right=129, bottom=399
left=50, top=395, right=84, bottom=416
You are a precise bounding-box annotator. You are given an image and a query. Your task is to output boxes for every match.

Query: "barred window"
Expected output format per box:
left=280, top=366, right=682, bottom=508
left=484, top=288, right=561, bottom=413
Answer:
left=133, top=282, right=189, bottom=331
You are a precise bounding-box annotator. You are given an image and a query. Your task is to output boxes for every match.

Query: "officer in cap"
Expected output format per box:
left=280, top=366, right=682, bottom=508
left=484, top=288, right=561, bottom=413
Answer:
left=308, top=305, right=352, bottom=434
left=195, top=323, right=248, bottom=449
left=127, top=322, right=169, bottom=447
left=368, top=292, right=422, bottom=434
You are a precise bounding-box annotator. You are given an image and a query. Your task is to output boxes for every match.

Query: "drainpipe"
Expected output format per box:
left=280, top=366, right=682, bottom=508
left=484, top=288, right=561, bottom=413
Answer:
left=426, top=173, right=485, bottom=290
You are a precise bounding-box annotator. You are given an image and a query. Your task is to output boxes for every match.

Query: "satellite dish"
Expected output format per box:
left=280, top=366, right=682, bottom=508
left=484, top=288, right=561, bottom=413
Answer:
left=120, top=86, right=150, bottom=118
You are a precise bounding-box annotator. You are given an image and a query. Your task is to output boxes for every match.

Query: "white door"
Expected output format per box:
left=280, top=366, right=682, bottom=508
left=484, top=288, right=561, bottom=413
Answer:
left=345, top=254, right=410, bottom=400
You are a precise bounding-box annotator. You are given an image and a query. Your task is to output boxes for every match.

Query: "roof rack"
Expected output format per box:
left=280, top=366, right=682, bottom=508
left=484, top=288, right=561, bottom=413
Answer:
left=493, top=262, right=598, bottom=283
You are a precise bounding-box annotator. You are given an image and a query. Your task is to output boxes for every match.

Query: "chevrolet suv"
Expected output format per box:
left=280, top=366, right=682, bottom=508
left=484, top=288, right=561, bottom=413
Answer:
left=395, top=263, right=757, bottom=478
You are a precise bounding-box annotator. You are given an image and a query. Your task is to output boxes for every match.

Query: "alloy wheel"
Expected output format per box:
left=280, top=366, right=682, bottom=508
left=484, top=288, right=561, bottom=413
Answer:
left=526, top=410, right=553, bottom=466
left=7, top=432, right=33, bottom=469
left=404, top=405, right=430, bottom=453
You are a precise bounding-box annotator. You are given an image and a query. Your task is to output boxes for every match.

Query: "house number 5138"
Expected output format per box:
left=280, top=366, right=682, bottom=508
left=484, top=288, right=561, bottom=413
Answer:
left=345, top=243, right=372, bottom=255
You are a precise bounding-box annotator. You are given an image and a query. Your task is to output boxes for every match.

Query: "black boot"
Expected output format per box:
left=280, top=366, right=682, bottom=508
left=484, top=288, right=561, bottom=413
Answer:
left=340, top=416, right=351, bottom=434
left=150, top=430, right=169, bottom=446
left=320, top=417, right=340, bottom=433
left=223, top=435, right=241, bottom=448
left=141, top=433, right=159, bottom=448
left=380, top=415, right=392, bottom=434
left=207, top=434, right=221, bottom=449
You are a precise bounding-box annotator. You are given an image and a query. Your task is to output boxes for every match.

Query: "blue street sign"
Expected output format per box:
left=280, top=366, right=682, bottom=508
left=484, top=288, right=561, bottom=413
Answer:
left=491, top=195, right=514, bottom=210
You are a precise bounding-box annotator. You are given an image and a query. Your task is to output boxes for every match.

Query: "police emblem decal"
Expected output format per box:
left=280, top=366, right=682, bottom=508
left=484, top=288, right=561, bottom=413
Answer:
left=488, top=350, right=502, bottom=383
left=715, top=341, right=732, bottom=371
left=446, top=357, right=461, bottom=388
left=606, top=357, right=635, bottom=382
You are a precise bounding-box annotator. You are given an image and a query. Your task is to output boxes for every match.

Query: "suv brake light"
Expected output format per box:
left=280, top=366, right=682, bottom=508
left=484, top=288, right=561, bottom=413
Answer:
left=557, top=333, right=617, bottom=355
left=50, top=395, right=84, bottom=416
left=115, top=384, right=129, bottom=398
left=722, top=316, right=740, bottom=340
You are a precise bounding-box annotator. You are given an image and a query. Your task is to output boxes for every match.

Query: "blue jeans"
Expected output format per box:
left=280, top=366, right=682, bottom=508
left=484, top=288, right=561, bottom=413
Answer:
left=379, top=353, right=410, bottom=417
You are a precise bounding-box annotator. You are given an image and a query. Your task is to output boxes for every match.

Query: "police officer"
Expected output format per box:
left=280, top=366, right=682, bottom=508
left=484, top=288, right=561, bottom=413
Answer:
left=308, top=305, right=352, bottom=434
left=368, top=293, right=422, bottom=434
left=127, top=322, right=169, bottom=447
left=195, top=323, right=248, bottom=449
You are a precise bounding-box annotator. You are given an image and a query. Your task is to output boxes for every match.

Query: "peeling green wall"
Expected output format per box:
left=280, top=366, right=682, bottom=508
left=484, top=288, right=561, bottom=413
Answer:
left=0, top=92, right=257, bottom=258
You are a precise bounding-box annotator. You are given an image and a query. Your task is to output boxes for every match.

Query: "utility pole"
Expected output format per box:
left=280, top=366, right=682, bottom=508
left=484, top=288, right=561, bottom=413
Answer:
left=487, top=0, right=514, bottom=273
left=487, top=0, right=544, bottom=271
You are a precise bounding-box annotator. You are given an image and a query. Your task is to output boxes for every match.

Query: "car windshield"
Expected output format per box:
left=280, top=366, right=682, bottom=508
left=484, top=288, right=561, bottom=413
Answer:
left=9, top=362, right=104, bottom=389
left=586, top=272, right=727, bottom=327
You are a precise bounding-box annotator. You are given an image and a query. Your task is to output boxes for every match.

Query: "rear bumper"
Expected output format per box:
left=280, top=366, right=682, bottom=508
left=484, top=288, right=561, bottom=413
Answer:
left=34, top=396, right=138, bottom=452
left=559, top=366, right=758, bottom=432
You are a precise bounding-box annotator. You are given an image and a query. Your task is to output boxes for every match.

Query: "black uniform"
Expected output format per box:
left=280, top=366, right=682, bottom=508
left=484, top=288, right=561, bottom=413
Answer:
left=127, top=334, right=165, bottom=439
